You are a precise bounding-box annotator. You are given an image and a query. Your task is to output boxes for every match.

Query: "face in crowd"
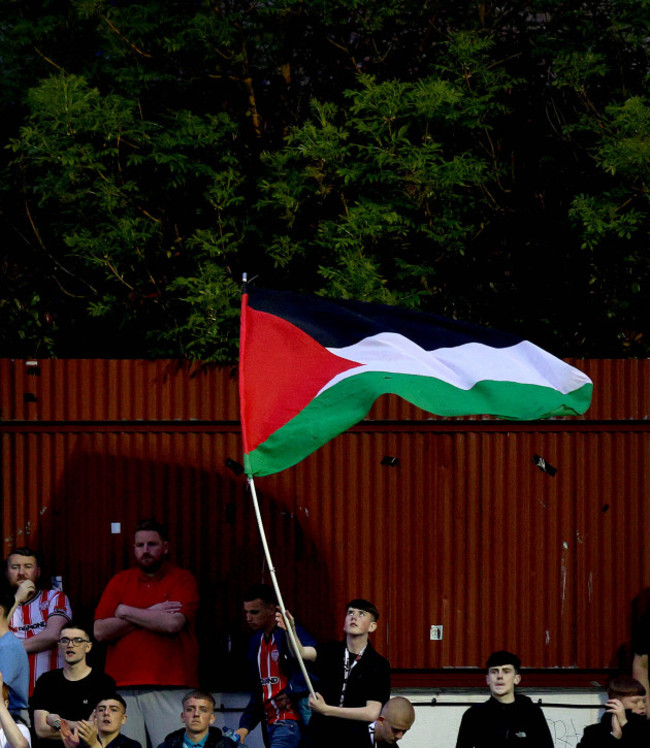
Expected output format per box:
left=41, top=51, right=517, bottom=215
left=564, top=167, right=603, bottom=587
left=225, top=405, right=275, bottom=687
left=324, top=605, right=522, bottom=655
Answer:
left=243, top=598, right=276, bottom=634
left=619, top=694, right=647, bottom=716
left=181, top=696, right=215, bottom=738
left=96, top=699, right=128, bottom=735
left=374, top=698, right=415, bottom=744
left=134, top=530, right=169, bottom=575
left=6, top=552, right=40, bottom=590
left=486, top=663, right=521, bottom=702
left=343, top=607, right=377, bottom=637
left=58, top=627, right=92, bottom=666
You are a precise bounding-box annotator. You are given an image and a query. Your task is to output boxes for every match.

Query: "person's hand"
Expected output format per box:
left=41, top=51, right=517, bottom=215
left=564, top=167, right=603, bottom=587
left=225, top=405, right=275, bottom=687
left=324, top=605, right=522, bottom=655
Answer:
left=606, top=698, right=626, bottom=738
left=76, top=718, right=99, bottom=747
left=308, top=693, right=330, bottom=716
left=14, top=579, right=36, bottom=604
left=60, top=720, right=80, bottom=748
left=148, top=601, right=183, bottom=613
left=46, top=714, right=63, bottom=731
left=234, top=728, right=249, bottom=744
left=275, top=609, right=295, bottom=632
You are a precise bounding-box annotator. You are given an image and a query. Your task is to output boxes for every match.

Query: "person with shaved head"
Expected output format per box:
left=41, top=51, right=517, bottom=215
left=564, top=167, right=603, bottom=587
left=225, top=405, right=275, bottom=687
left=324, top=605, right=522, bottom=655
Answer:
left=370, top=697, right=415, bottom=746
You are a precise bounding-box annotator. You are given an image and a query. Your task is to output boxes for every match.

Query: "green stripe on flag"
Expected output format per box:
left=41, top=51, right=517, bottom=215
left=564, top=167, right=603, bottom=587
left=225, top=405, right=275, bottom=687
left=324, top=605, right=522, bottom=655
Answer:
left=244, top=371, right=593, bottom=476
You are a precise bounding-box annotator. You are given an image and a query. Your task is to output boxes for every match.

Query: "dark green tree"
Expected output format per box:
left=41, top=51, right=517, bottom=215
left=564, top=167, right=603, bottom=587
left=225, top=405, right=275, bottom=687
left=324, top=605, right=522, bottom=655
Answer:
left=1, top=1, right=649, bottom=360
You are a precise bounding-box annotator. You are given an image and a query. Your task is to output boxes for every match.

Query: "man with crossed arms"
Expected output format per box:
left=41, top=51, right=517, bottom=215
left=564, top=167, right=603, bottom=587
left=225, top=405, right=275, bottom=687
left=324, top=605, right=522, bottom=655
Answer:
left=94, top=520, right=199, bottom=748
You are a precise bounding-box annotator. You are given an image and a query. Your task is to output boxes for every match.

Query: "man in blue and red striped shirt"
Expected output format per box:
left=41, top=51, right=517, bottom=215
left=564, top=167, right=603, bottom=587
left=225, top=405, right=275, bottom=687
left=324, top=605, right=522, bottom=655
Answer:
left=236, top=585, right=316, bottom=748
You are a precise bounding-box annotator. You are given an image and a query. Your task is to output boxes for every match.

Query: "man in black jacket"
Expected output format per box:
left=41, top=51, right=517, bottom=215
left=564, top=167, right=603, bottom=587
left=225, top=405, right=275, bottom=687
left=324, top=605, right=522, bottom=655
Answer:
left=157, top=691, right=236, bottom=748
left=455, top=651, right=553, bottom=748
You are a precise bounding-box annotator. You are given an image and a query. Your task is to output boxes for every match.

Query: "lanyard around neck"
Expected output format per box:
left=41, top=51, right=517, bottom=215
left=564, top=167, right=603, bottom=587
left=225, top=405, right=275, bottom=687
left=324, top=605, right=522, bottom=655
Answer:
left=339, top=645, right=366, bottom=706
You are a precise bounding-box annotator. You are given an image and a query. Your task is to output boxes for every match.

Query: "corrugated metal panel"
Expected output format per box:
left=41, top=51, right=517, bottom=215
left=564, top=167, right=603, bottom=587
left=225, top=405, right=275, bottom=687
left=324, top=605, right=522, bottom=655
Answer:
left=1, top=359, right=649, bottom=687
left=2, top=358, right=650, bottom=423
left=0, top=359, right=240, bottom=422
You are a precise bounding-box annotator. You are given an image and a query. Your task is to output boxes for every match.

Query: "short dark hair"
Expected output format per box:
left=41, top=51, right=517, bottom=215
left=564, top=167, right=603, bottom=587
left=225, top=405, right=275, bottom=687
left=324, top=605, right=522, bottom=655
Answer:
left=0, top=590, right=15, bottom=619
left=486, top=650, right=522, bottom=673
left=608, top=674, right=647, bottom=699
left=96, top=693, right=127, bottom=711
left=346, top=598, right=379, bottom=622
left=182, top=690, right=215, bottom=709
left=6, top=547, right=41, bottom=568
left=61, top=621, right=93, bottom=641
left=243, top=583, right=277, bottom=606
left=135, top=519, right=169, bottom=541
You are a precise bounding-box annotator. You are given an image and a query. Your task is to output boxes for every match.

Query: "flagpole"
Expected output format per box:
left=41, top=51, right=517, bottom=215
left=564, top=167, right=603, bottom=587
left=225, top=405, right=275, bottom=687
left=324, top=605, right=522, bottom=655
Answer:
left=247, top=475, right=317, bottom=699
left=241, top=274, right=314, bottom=697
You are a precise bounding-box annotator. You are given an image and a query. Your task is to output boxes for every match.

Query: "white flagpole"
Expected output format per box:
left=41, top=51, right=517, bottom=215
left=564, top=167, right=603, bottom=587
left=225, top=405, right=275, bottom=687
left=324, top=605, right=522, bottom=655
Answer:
left=247, top=475, right=316, bottom=698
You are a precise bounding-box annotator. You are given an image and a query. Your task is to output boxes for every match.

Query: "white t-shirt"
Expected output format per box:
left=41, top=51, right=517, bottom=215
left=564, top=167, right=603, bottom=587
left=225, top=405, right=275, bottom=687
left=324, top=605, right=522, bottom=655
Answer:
left=0, top=721, right=31, bottom=748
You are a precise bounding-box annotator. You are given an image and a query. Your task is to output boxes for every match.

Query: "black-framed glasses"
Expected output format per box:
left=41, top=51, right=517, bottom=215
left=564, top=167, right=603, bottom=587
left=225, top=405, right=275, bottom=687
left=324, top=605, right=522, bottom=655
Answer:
left=57, top=637, right=90, bottom=646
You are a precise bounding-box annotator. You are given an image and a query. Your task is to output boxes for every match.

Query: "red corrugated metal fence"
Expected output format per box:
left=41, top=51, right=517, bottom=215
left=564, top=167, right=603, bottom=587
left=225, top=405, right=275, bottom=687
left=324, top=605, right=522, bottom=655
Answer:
left=1, top=359, right=649, bottom=687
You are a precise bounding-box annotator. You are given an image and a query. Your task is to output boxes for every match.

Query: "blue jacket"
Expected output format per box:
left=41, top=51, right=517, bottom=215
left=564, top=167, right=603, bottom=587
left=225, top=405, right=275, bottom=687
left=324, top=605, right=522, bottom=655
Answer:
left=238, top=623, right=317, bottom=734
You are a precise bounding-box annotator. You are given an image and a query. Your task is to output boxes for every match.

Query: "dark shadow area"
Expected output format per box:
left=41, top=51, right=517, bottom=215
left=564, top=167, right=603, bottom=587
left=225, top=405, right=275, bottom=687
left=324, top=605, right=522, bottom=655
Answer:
left=610, top=588, right=650, bottom=673
left=18, top=443, right=330, bottom=691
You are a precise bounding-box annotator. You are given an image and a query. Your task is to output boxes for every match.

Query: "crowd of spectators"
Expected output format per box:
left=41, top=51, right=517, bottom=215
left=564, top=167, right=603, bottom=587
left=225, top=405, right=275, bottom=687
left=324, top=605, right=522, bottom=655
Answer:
left=1, top=520, right=649, bottom=748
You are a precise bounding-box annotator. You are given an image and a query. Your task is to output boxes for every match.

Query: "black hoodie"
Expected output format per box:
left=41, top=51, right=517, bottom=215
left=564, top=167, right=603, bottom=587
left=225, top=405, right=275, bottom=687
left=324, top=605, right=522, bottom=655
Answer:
left=456, top=694, right=554, bottom=748
left=577, top=710, right=650, bottom=747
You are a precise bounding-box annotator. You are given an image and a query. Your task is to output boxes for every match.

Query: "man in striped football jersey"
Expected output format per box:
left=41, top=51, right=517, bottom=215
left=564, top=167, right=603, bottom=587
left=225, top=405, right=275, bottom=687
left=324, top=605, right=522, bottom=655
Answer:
left=5, top=548, right=72, bottom=696
left=236, top=584, right=316, bottom=748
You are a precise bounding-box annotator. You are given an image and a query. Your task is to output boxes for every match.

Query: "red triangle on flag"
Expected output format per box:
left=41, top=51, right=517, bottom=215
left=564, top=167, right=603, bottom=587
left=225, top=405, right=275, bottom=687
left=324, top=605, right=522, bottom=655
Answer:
left=240, top=306, right=361, bottom=452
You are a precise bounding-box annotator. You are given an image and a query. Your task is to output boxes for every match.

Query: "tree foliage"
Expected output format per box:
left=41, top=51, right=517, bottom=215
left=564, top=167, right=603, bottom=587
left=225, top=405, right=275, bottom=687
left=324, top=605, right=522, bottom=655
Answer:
left=1, top=1, right=649, bottom=360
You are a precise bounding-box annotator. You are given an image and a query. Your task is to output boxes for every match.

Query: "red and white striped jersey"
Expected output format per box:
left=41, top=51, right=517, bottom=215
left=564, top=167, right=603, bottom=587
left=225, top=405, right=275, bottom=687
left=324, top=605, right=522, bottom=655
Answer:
left=258, top=633, right=299, bottom=726
left=10, top=589, right=72, bottom=694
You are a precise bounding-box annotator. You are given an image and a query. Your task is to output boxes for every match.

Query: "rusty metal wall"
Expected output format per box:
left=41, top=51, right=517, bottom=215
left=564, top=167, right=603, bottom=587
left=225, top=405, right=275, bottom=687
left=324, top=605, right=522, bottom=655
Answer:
left=1, top=358, right=649, bottom=686
left=3, top=358, right=649, bottom=423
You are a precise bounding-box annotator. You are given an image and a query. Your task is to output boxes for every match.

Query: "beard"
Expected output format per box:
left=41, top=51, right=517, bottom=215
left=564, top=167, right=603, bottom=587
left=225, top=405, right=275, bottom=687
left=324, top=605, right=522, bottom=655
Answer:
left=137, top=555, right=164, bottom=573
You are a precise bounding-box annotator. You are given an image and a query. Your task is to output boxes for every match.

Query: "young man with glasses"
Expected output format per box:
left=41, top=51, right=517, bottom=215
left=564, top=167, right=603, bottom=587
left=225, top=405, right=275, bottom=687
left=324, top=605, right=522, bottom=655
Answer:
left=30, top=624, right=115, bottom=746
left=5, top=548, right=72, bottom=696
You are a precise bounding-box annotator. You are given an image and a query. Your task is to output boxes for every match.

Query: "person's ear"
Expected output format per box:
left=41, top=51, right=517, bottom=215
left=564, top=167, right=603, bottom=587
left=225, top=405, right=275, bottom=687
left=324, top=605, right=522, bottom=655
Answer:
left=209, top=714, right=215, bottom=725
left=486, top=675, right=491, bottom=686
left=514, top=673, right=521, bottom=685
left=369, top=620, right=378, bottom=633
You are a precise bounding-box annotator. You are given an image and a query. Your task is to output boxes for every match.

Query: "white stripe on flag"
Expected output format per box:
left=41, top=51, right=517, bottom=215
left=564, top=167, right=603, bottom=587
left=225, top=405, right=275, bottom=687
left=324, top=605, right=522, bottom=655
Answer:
left=322, top=335, right=590, bottom=394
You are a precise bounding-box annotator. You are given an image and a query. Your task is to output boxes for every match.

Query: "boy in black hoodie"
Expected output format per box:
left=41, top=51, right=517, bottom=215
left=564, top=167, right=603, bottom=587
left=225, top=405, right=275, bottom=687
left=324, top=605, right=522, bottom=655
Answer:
left=578, top=675, right=649, bottom=747
left=455, top=651, right=553, bottom=748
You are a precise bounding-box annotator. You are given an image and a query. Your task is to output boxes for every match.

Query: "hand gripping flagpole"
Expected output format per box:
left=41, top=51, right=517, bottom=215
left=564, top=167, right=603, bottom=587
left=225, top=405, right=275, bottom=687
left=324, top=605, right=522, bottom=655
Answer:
left=247, top=475, right=316, bottom=699
left=240, top=273, right=315, bottom=699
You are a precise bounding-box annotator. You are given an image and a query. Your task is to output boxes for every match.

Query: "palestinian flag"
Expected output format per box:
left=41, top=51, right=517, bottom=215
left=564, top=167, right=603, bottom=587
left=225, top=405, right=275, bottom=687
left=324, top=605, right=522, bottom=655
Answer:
left=239, top=287, right=593, bottom=476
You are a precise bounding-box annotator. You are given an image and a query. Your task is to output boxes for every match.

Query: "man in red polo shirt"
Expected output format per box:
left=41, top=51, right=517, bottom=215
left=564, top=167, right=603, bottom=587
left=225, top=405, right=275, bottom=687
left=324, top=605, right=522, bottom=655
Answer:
left=94, top=519, right=199, bottom=748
